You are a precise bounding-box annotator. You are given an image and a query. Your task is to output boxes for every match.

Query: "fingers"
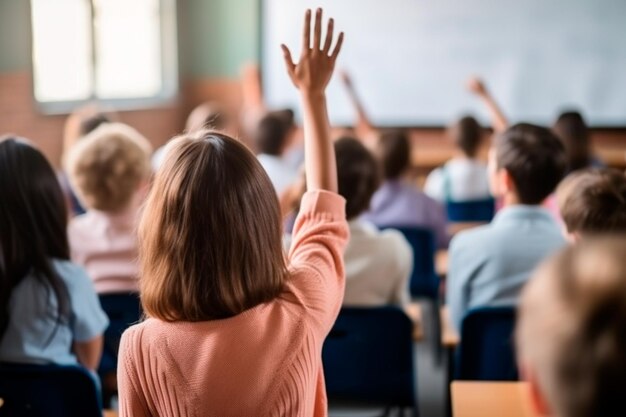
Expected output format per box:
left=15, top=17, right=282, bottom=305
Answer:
left=301, top=9, right=311, bottom=55
left=323, top=18, right=334, bottom=54
left=331, top=32, right=345, bottom=61
left=313, top=8, right=322, bottom=50
left=281, top=44, right=296, bottom=75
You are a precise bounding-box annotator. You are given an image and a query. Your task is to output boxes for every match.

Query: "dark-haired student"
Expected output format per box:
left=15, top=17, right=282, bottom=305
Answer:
left=335, top=137, right=413, bottom=307
left=446, top=124, right=567, bottom=331
left=556, top=168, right=626, bottom=242
left=553, top=111, right=604, bottom=172
left=362, top=130, right=449, bottom=249
left=424, top=78, right=507, bottom=203
left=0, top=137, right=108, bottom=373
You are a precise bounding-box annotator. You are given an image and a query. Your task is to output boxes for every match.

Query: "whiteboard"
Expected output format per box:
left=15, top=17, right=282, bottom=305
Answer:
left=262, top=0, right=626, bottom=127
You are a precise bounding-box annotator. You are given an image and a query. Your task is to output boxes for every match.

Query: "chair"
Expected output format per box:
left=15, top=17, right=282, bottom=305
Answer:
left=323, top=307, right=418, bottom=416
left=0, top=363, right=101, bottom=417
left=98, top=293, right=142, bottom=404
left=454, top=306, right=518, bottom=381
left=446, top=198, right=495, bottom=222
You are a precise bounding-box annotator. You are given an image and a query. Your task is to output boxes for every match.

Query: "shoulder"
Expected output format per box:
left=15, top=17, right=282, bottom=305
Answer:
left=375, top=228, right=413, bottom=259
left=450, top=224, right=494, bottom=254
left=51, top=259, right=90, bottom=282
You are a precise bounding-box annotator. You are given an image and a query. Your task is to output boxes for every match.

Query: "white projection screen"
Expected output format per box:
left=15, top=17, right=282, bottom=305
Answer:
left=262, top=0, right=626, bottom=127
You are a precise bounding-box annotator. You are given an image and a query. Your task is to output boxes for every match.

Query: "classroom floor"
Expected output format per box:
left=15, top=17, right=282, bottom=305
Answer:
left=329, top=300, right=447, bottom=417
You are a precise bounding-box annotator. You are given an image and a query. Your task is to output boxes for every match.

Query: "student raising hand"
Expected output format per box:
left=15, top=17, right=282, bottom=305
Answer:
left=281, top=8, right=344, bottom=193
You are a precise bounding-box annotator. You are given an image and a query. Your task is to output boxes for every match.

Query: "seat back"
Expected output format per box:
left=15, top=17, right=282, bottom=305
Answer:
left=455, top=306, right=518, bottom=381
left=98, top=293, right=142, bottom=374
left=322, top=307, right=417, bottom=408
left=446, top=198, right=496, bottom=222
left=0, top=363, right=101, bottom=417
left=383, top=226, right=438, bottom=299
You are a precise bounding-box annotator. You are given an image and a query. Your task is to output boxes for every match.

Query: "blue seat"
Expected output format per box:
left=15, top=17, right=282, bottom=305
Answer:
left=0, top=363, right=101, bottom=417
left=322, top=307, right=418, bottom=414
left=382, top=226, right=438, bottom=300
left=454, top=306, right=518, bottom=381
left=98, top=293, right=142, bottom=376
left=446, top=198, right=495, bottom=222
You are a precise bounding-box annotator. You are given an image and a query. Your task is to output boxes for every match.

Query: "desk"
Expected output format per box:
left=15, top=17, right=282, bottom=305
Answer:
left=104, top=411, right=118, bottom=417
left=451, top=382, right=540, bottom=417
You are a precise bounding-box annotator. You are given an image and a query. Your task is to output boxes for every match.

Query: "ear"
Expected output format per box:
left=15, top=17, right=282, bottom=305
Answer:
left=501, top=168, right=516, bottom=194
left=520, top=363, right=552, bottom=416
left=570, top=231, right=582, bottom=244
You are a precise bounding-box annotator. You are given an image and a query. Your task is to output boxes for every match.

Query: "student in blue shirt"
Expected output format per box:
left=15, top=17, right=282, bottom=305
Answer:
left=447, top=124, right=567, bottom=331
left=0, top=137, right=108, bottom=371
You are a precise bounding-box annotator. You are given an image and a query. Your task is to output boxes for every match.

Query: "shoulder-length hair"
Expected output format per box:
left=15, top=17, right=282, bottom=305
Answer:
left=0, top=137, right=70, bottom=340
left=140, top=131, right=288, bottom=321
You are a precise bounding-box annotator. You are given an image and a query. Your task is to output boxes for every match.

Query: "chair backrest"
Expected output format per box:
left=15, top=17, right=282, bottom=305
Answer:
left=383, top=226, right=438, bottom=299
left=0, top=363, right=101, bottom=417
left=322, top=307, right=417, bottom=408
left=454, top=306, right=518, bottom=381
left=98, top=293, right=142, bottom=374
left=446, top=198, right=496, bottom=222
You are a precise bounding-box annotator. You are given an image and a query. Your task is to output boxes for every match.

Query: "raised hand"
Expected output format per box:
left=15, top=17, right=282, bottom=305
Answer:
left=467, top=77, right=488, bottom=96
left=281, top=8, right=344, bottom=96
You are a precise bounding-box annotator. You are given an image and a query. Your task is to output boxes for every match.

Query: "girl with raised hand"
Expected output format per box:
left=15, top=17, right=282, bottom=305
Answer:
left=117, top=9, right=346, bottom=417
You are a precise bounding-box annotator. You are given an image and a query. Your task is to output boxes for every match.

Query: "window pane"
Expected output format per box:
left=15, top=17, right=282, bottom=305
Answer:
left=93, top=0, right=162, bottom=99
left=31, top=0, right=92, bottom=102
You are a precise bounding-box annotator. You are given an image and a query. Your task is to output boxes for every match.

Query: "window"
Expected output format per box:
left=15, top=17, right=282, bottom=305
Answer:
left=31, top=0, right=177, bottom=112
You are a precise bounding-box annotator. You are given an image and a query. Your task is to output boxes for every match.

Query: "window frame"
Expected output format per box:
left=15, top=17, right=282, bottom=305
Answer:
left=29, top=0, right=179, bottom=115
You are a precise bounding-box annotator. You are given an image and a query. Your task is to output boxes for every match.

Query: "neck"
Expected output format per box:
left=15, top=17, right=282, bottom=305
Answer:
left=501, top=192, right=522, bottom=207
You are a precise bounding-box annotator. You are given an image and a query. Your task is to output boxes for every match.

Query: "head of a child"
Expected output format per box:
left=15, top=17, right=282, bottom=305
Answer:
left=553, top=111, right=591, bottom=172
left=139, top=131, right=288, bottom=321
left=489, top=123, right=567, bottom=206
left=516, top=238, right=626, bottom=417
left=335, top=137, right=381, bottom=220
left=0, top=137, right=70, bottom=338
left=449, top=116, right=483, bottom=159
left=376, top=130, right=411, bottom=181
left=185, top=102, right=232, bottom=134
left=254, top=110, right=296, bottom=157
left=556, top=169, right=626, bottom=242
left=65, top=123, right=152, bottom=213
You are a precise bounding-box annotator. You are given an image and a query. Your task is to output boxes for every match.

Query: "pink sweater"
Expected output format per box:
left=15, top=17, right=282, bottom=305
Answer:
left=117, top=191, right=348, bottom=417
left=68, top=209, right=140, bottom=294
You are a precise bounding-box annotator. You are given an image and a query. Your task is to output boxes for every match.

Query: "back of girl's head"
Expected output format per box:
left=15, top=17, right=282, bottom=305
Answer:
left=140, top=131, right=287, bottom=322
left=335, top=137, right=381, bottom=220
left=557, top=169, right=626, bottom=236
left=553, top=111, right=591, bottom=172
left=0, top=137, right=69, bottom=337
left=65, top=123, right=152, bottom=213
left=376, top=130, right=411, bottom=180
left=517, top=238, right=626, bottom=417
left=450, top=116, right=482, bottom=158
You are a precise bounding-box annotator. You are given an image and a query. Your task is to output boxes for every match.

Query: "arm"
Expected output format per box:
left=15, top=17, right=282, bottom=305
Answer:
left=281, top=8, right=344, bottom=192
left=446, top=236, right=472, bottom=332
left=467, top=77, right=508, bottom=134
left=339, top=71, right=378, bottom=142
left=73, top=336, right=103, bottom=371
left=117, top=332, right=150, bottom=417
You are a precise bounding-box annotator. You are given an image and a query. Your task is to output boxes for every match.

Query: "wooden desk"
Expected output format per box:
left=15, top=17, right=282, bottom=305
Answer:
left=104, top=411, right=118, bottom=417
left=451, top=382, right=540, bottom=417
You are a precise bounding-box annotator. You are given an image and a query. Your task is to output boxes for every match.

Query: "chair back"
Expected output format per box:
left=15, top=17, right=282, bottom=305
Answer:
left=323, top=307, right=417, bottom=409
left=383, top=226, right=438, bottom=299
left=98, top=293, right=142, bottom=374
left=446, top=198, right=495, bottom=222
left=0, top=363, right=101, bottom=417
left=455, top=306, right=518, bottom=381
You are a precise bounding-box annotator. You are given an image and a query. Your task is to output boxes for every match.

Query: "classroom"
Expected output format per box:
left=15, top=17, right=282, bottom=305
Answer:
left=1, top=0, right=626, bottom=416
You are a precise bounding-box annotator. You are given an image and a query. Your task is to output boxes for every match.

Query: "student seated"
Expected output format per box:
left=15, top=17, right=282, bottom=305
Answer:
left=446, top=124, right=567, bottom=331
left=254, top=109, right=299, bottom=195
left=117, top=9, right=347, bottom=416
left=424, top=116, right=491, bottom=203
left=65, top=123, right=152, bottom=294
left=0, top=137, right=108, bottom=373
left=334, top=137, right=413, bottom=307
left=517, top=238, right=626, bottom=417
left=556, top=168, right=626, bottom=242
left=553, top=111, right=603, bottom=172
left=363, top=130, right=449, bottom=249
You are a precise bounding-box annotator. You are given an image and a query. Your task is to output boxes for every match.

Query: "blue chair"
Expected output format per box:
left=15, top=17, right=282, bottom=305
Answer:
left=323, top=307, right=418, bottom=415
left=381, top=226, right=438, bottom=300
left=446, top=198, right=495, bottom=222
left=454, top=306, right=518, bottom=381
left=0, top=363, right=101, bottom=417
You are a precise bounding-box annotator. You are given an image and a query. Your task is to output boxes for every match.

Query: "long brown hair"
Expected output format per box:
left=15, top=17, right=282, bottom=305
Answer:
left=139, top=131, right=288, bottom=321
